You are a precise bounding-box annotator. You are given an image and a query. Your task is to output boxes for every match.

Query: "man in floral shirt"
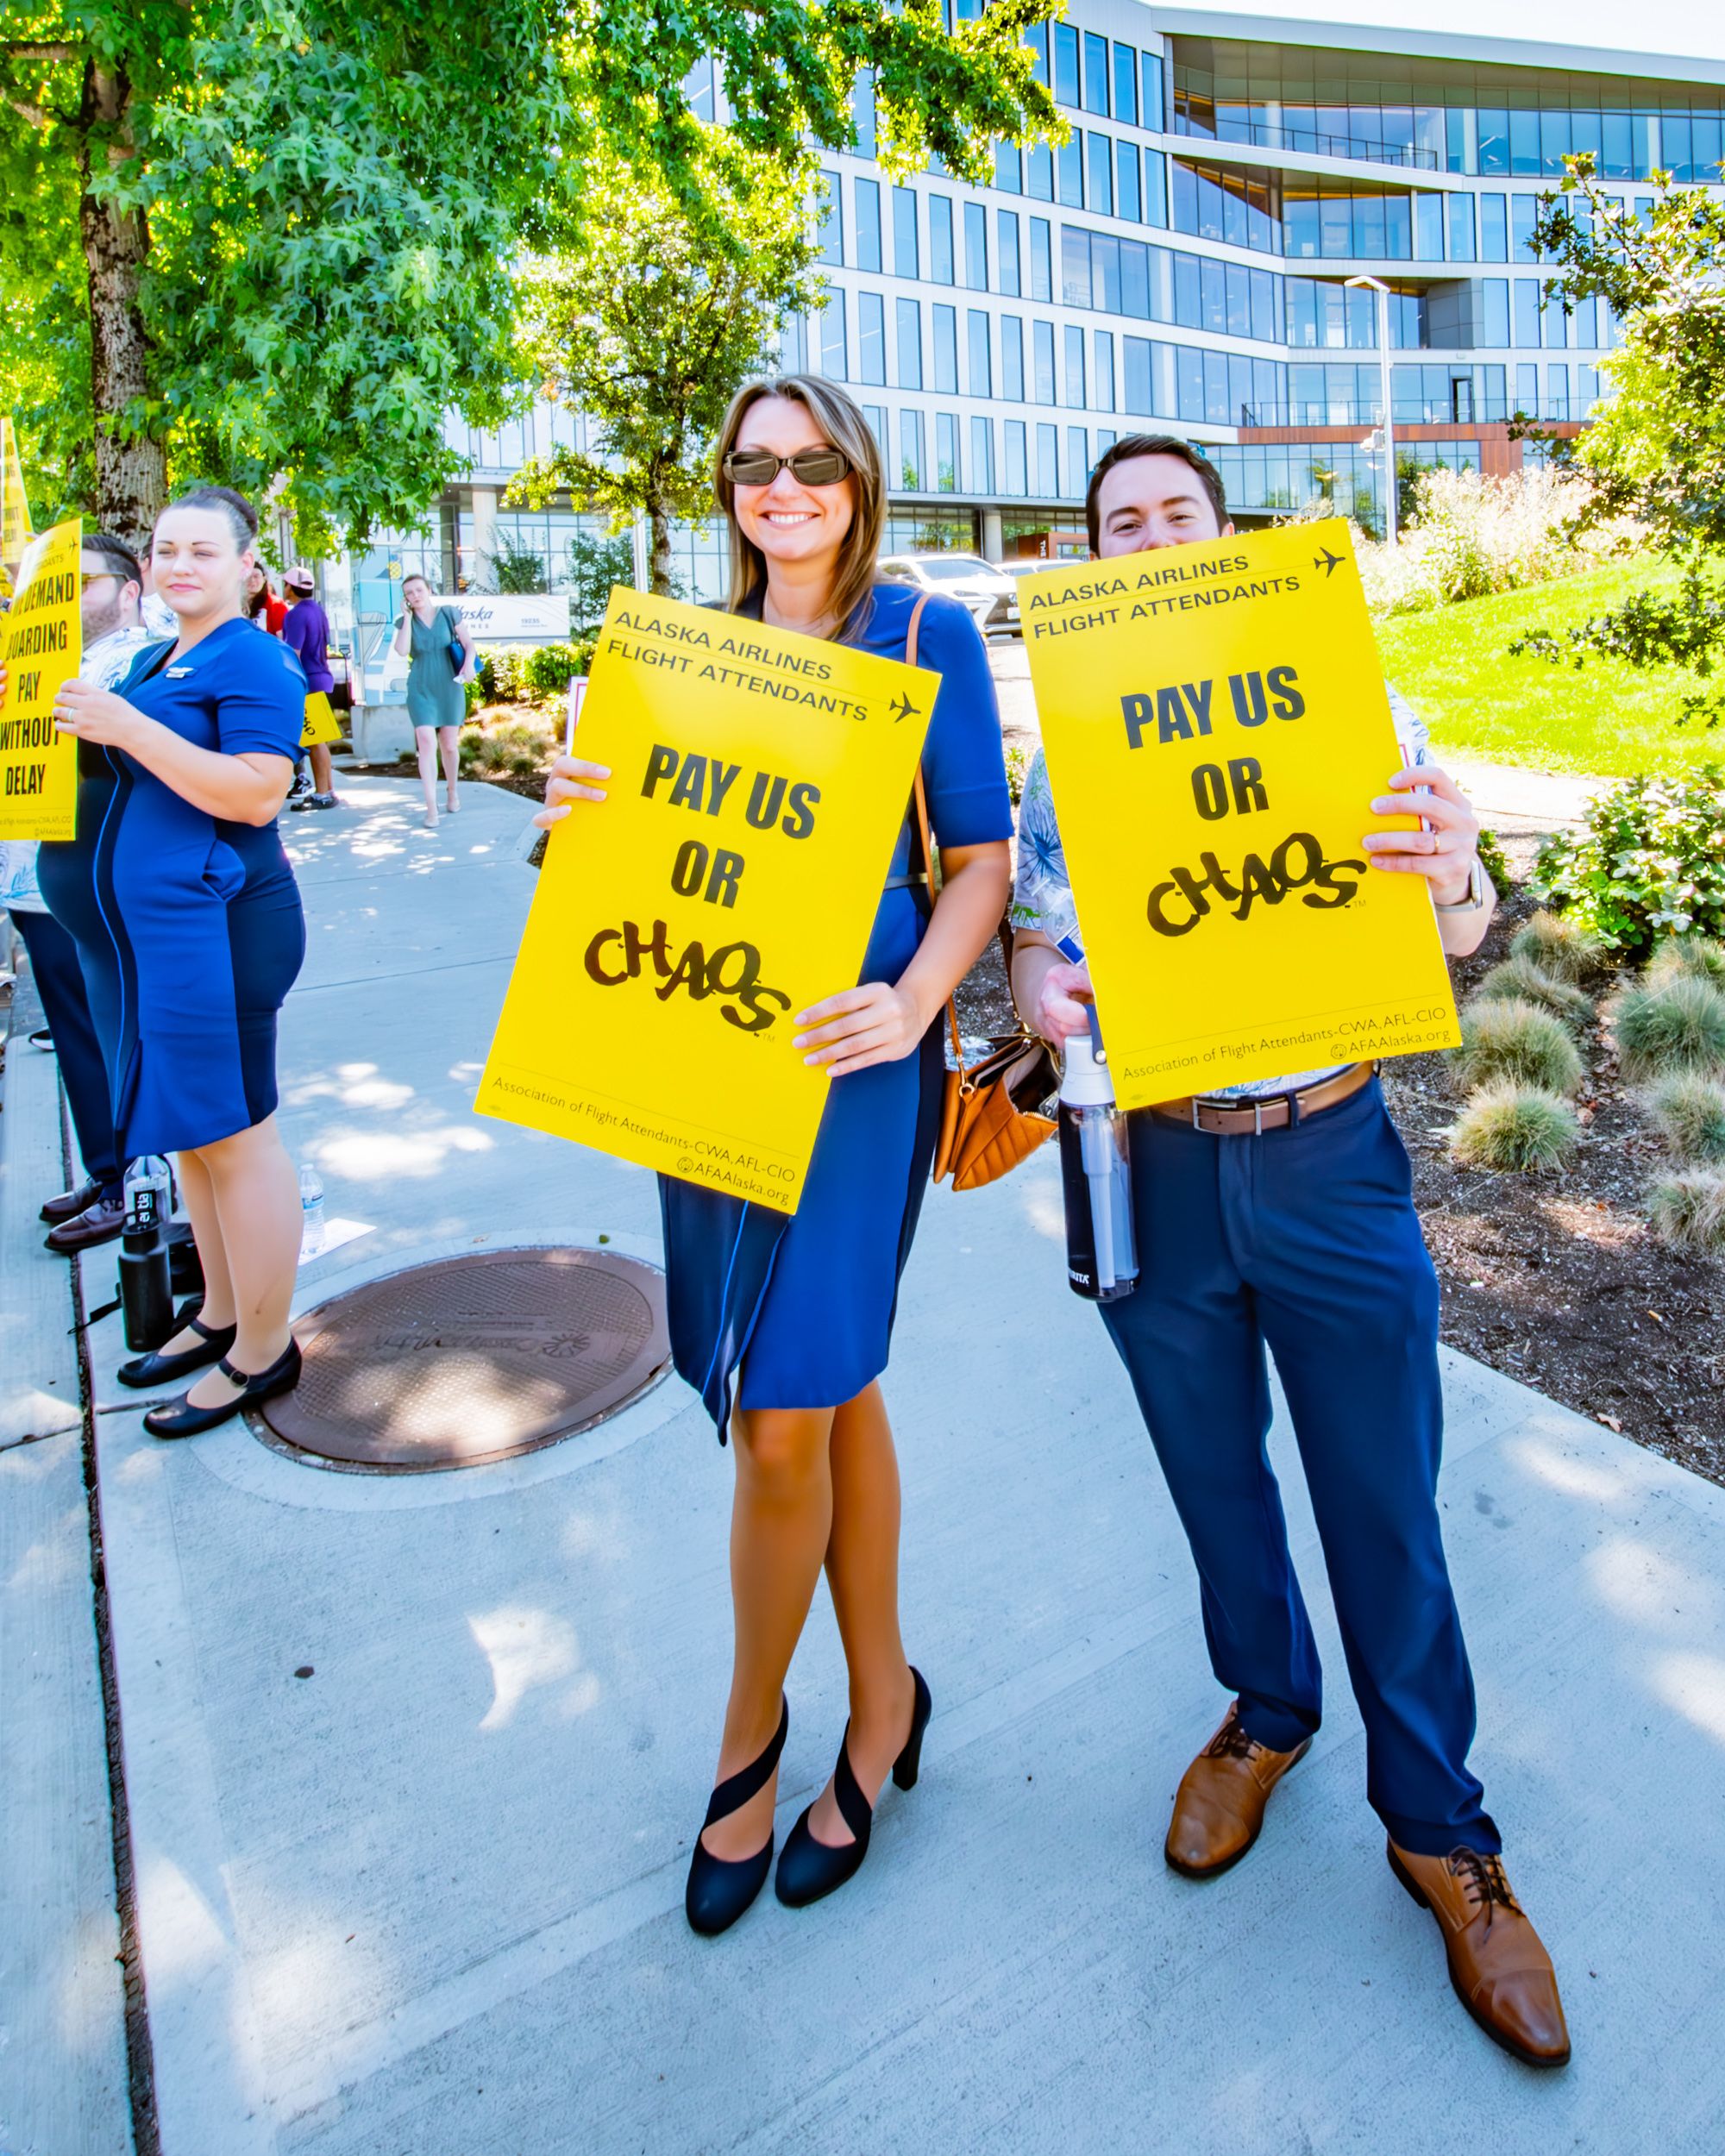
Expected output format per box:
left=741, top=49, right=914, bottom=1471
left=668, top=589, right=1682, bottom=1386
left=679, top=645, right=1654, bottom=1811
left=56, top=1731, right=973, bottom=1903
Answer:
left=1010, top=436, right=1570, bottom=2071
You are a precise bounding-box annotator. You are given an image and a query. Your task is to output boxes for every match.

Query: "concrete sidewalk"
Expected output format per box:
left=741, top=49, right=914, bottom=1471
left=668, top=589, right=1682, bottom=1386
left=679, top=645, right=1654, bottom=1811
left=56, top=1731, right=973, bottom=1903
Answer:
left=9, top=773, right=1725, bottom=2155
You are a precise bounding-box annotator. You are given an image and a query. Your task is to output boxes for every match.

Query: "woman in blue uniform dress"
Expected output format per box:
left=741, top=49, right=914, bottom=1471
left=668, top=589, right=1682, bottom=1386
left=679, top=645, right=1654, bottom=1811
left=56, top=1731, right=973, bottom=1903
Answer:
left=540, top=378, right=1013, bottom=1935
left=41, top=486, right=308, bottom=1438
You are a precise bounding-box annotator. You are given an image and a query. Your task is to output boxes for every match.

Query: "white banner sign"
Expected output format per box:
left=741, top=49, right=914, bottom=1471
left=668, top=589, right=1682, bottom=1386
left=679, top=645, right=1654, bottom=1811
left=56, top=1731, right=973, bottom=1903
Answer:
left=359, top=592, right=573, bottom=705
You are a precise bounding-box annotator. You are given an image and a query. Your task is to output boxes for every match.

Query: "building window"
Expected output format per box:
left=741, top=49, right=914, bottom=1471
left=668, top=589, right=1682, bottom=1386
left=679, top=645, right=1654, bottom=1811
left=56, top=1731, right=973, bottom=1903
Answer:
left=857, top=291, right=886, bottom=385
left=1546, top=363, right=1570, bottom=418
left=851, top=70, right=875, bottom=159
left=1446, top=193, right=1475, bottom=262
left=1057, top=136, right=1084, bottom=208
left=1482, top=279, right=1510, bottom=347
left=1511, top=195, right=1540, bottom=262
left=1004, top=420, right=1028, bottom=498
left=1577, top=361, right=1599, bottom=410
left=1026, top=22, right=1049, bottom=87
left=1087, top=133, right=1113, bottom=216
left=894, top=186, right=919, bottom=279
left=1140, top=52, right=1164, bottom=133
left=862, top=404, right=888, bottom=454
left=929, top=194, right=955, bottom=284
left=1513, top=278, right=1542, bottom=347
left=1036, top=422, right=1060, bottom=497
left=1515, top=362, right=1539, bottom=416
left=963, top=201, right=988, bottom=291
left=1029, top=218, right=1052, bottom=303
left=1144, top=148, right=1167, bottom=229
left=1113, top=42, right=1138, bottom=126
left=997, top=210, right=1021, bottom=297
left=781, top=313, right=806, bottom=373
left=855, top=178, right=882, bottom=273
left=819, top=292, right=847, bottom=378
left=932, top=303, right=958, bottom=392
left=683, top=56, right=715, bottom=124
left=900, top=408, right=925, bottom=490
left=995, top=141, right=1022, bottom=193
left=1001, top=315, right=1026, bottom=401
left=896, top=298, right=923, bottom=387
left=1026, top=143, right=1054, bottom=202
left=1479, top=194, right=1508, bottom=261
left=970, top=417, right=995, bottom=493
left=1414, top=192, right=1444, bottom=261
left=936, top=412, right=960, bottom=492
left=1063, top=324, right=1086, bottom=408
left=817, top=172, right=844, bottom=266
left=1093, top=330, right=1115, bottom=411
left=1117, top=141, right=1141, bottom=222
left=1032, top=319, right=1057, bottom=404
left=1062, top=226, right=1091, bottom=309
left=968, top=309, right=993, bottom=397
left=1064, top=426, right=1089, bottom=498
left=1053, top=23, right=1080, bottom=108
left=1083, top=31, right=1108, bottom=116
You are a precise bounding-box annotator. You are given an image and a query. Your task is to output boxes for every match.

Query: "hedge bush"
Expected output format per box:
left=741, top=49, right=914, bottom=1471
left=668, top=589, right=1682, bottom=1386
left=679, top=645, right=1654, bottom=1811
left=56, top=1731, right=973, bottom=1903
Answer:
left=1451, top=997, right=1584, bottom=1096
left=1530, top=766, right=1725, bottom=956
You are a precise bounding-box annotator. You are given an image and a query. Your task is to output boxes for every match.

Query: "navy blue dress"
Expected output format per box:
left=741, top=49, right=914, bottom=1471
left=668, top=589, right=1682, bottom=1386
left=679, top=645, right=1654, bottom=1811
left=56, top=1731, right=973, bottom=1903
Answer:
left=38, top=617, right=307, bottom=1156
left=659, top=585, right=1013, bottom=1433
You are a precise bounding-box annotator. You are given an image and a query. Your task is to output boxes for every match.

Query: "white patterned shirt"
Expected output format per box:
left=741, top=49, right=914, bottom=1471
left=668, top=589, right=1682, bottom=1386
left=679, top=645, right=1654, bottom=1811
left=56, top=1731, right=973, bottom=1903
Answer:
left=1011, top=686, right=1428, bottom=1100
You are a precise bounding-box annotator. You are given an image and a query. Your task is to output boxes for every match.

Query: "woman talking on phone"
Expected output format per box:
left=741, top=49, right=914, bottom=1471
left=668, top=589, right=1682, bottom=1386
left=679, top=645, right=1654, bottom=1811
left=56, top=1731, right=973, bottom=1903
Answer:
left=539, top=377, right=1012, bottom=1935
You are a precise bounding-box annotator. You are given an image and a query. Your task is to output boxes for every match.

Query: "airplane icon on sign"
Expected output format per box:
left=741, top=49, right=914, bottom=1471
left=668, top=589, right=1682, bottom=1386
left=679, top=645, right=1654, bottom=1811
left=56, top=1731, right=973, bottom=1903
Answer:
left=1314, top=547, right=1344, bottom=578
left=888, top=692, right=920, bottom=724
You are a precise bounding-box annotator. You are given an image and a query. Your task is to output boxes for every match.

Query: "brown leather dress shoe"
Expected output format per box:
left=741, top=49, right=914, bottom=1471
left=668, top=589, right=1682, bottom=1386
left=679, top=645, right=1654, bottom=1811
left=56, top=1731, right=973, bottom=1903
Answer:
left=44, top=1194, right=127, bottom=1255
left=1388, top=1841, right=1571, bottom=2067
left=1164, top=1703, right=1312, bottom=1878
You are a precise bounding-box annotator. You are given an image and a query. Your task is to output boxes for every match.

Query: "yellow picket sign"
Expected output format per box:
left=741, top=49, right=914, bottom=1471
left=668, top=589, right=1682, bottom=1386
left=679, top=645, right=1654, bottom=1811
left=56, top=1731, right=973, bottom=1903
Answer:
left=299, top=691, right=342, bottom=747
left=0, top=517, right=82, bottom=842
left=0, top=417, right=34, bottom=599
left=476, top=586, right=937, bottom=1211
left=1022, top=518, right=1460, bottom=1107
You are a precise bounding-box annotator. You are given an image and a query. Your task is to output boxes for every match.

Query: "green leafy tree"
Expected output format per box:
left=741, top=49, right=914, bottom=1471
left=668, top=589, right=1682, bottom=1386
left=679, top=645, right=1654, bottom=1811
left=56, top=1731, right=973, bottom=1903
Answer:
left=1521, top=160, right=1725, bottom=724
left=2, top=0, right=1055, bottom=547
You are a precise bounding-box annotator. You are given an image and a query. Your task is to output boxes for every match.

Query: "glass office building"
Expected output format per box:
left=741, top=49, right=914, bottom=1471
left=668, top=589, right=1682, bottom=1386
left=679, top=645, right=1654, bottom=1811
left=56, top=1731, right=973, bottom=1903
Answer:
left=380, top=8, right=1725, bottom=591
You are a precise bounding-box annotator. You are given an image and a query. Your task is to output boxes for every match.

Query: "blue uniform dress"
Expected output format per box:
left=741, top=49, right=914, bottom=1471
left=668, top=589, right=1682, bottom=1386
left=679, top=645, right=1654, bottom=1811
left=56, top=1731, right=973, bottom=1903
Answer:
left=659, top=585, right=1013, bottom=1435
left=37, top=617, right=308, bottom=1157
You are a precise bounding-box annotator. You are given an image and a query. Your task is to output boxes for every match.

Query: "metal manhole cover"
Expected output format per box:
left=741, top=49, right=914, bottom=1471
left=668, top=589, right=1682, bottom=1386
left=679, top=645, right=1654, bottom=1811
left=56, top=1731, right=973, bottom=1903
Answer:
left=254, top=1248, right=669, bottom=1471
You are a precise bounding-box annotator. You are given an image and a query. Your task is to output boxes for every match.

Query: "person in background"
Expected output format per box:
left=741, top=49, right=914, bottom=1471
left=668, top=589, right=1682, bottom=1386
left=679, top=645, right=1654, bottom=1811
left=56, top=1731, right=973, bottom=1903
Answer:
left=40, top=485, right=307, bottom=1437
left=393, top=573, right=474, bottom=829
left=0, top=531, right=158, bottom=1253
left=1010, top=434, right=1569, bottom=2069
left=281, top=563, right=340, bottom=812
left=137, top=552, right=178, bottom=637
left=246, top=564, right=287, bottom=636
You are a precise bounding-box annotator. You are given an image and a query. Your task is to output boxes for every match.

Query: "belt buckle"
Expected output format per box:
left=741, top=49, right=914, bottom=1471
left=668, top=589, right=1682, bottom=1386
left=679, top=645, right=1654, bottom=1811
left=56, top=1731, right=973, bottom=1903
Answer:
left=1253, top=1099, right=1264, bottom=1136
left=1189, top=1100, right=1202, bottom=1131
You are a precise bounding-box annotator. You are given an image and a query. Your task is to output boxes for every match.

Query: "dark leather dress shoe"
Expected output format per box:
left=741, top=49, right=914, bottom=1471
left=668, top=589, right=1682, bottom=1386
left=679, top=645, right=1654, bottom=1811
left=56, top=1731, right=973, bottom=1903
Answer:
left=41, top=1176, right=103, bottom=1225
left=45, top=1194, right=128, bottom=1255
left=143, top=1340, right=302, bottom=1440
left=117, top=1315, right=237, bottom=1390
left=1388, top=1841, right=1571, bottom=2067
left=1164, top=1702, right=1311, bottom=1879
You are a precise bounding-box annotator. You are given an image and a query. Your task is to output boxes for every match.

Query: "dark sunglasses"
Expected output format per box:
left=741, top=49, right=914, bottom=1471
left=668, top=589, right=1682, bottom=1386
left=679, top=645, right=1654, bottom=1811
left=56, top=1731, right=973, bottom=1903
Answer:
left=723, top=448, right=854, bottom=488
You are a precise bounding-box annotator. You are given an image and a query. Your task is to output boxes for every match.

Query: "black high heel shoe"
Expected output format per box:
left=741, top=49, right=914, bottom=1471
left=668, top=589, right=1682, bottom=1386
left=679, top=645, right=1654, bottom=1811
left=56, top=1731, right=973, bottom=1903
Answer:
left=775, top=1667, right=932, bottom=1910
left=685, top=1697, right=788, bottom=1938
left=117, top=1313, right=236, bottom=1390
left=142, top=1339, right=301, bottom=1440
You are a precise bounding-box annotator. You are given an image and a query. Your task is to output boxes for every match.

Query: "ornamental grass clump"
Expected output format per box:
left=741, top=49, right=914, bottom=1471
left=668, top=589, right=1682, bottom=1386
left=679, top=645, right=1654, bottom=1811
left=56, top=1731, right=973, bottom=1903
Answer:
left=1644, top=1074, right=1725, bottom=1163
left=1645, top=1169, right=1725, bottom=1254
left=1509, top=908, right=1607, bottom=983
left=1451, top=998, right=1584, bottom=1097
left=1448, top=1083, right=1578, bottom=1172
left=1609, top=975, right=1725, bottom=1083
left=1474, top=955, right=1594, bottom=1031
left=1646, top=936, right=1725, bottom=991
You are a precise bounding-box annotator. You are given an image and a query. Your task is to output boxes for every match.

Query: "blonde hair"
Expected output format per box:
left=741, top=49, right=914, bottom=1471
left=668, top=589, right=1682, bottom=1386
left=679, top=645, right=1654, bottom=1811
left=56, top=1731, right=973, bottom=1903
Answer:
left=712, top=374, right=885, bottom=642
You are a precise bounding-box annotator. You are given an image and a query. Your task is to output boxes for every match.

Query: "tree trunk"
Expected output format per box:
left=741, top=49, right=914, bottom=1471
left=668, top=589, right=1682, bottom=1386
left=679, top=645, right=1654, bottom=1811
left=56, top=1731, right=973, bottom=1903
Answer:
left=649, top=500, right=674, bottom=598
left=77, top=59, right=164, bottom=548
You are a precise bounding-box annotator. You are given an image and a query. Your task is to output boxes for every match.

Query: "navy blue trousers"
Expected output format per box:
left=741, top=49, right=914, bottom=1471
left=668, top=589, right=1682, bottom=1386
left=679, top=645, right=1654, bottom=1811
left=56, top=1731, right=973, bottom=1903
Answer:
left=10, top=906, right=123, bottom=1199
left=1100, top=1077, right=1497, bottom=1858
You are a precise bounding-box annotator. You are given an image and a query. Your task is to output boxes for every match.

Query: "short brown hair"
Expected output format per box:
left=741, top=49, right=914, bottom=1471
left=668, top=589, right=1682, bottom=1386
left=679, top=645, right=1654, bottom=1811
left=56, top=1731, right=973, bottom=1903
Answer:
left=1085, top=435, right=1228, bottom=552
left=712, top=373, right=886, bottom=642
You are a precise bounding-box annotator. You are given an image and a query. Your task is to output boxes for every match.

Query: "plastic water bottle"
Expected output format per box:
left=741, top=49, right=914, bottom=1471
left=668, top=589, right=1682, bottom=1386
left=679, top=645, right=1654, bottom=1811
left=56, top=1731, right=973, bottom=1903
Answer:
left=1058, top=1005, right=1138, bottom=1302
left=119, top=1156, right=174, bottom=1350
left=298, top=1163, right=325, bottom=1257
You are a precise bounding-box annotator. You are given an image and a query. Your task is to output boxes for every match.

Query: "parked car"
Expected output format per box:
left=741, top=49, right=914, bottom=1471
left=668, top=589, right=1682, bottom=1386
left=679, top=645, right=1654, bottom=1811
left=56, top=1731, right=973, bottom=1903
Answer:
left=875, top=553, right=1022, bottom=636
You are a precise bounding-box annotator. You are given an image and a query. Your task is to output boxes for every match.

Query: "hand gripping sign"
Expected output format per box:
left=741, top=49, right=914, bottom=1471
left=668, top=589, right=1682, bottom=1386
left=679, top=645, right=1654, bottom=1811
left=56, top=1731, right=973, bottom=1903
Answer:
left=1021, top=518, right=1459, bottom=1107
left=477, top=586, right=936, bottom=1211
left=0, top=517, right=82, bottom=842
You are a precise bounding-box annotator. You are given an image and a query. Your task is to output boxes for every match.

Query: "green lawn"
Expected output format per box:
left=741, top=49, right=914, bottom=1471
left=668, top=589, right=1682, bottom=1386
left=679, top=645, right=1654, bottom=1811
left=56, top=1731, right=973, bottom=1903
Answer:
left=1371, top=555, right=1722, bottom=779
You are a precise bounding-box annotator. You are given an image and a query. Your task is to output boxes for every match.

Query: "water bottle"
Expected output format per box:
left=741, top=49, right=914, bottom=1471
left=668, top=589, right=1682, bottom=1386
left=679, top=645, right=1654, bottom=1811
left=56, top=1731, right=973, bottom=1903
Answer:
left=298, top=1163, right=325, bottom=1257
left=118, top=1156, right=174, bottom=1351
left=1058, top=1004, right=1138, bottom=1302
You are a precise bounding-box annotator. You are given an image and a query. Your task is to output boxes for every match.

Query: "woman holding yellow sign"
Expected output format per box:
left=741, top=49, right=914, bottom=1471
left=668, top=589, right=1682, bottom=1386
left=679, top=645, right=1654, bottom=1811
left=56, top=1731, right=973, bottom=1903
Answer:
left=540, top=377, right=1012, bottom=1935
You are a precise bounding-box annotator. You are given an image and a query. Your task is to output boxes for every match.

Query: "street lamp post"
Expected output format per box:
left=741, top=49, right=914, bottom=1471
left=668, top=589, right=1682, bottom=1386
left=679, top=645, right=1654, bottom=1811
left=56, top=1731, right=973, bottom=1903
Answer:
left=1346, top=274, right=1397, bottom=546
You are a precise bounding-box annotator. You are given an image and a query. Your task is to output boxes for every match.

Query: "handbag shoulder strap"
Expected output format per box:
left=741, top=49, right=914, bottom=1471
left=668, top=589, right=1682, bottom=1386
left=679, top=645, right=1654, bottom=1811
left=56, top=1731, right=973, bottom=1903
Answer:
left=903, top=593, right=964, bottom=1075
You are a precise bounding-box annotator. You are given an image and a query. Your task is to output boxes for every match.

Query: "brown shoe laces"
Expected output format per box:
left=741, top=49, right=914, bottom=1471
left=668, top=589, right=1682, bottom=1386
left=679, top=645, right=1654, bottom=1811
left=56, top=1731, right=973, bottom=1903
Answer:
left=1207, top=1711, right=1262, bottom=1761
left=1447, top=1847, right=1523, bottom=1928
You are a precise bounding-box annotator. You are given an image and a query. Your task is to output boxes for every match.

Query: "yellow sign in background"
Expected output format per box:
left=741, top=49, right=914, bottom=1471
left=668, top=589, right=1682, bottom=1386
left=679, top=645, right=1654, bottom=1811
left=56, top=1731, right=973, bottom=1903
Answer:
left=0, top=417, right=32, bottom=598
left=1022, top=517, right=1460, bottom=1106
left=477, top=586, right=936, bottom=1210
left=0, top=517, right=82, bottom=842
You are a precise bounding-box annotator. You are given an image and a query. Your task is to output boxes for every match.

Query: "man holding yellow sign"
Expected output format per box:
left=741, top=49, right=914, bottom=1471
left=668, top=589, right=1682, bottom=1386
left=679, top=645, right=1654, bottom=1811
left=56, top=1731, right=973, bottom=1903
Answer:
left=1012, top=437, right=1569, bottom=2069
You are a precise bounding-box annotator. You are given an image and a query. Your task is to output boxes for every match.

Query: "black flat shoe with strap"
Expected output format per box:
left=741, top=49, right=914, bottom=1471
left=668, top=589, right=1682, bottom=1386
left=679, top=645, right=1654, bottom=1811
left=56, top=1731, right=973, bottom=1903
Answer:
left=775, top=1668, right=932, bottom=1910
left=685, top=1697, right=789, bottom=1938
left=116, top=1314, right=237, bottom=1390
left=142, top=1339, right=301, bottom=1440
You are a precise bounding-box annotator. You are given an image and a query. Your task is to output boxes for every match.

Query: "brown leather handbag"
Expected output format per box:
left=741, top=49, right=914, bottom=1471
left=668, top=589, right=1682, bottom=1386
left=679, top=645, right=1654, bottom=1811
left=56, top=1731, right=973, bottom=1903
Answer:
left=900, top=594, right=1057, bottom=1193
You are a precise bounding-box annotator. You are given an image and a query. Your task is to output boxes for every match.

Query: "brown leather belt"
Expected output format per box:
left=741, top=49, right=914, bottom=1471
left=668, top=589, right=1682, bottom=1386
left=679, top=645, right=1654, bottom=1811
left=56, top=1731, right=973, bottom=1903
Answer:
left=1150, top=1059, right=1377, bottom=1136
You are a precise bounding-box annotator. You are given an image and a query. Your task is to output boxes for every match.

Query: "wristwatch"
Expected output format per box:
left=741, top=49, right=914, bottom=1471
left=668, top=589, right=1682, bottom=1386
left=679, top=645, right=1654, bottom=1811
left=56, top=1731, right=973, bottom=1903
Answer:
left=1433, top=856, right=1486, bottom=914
